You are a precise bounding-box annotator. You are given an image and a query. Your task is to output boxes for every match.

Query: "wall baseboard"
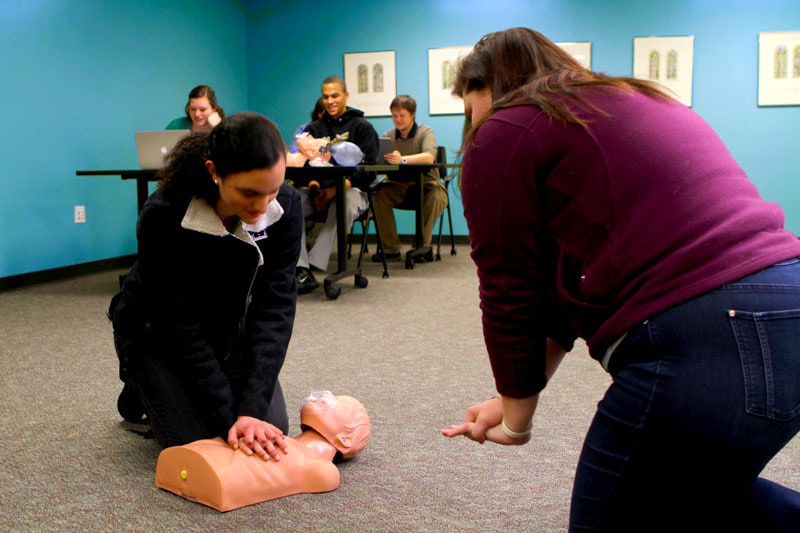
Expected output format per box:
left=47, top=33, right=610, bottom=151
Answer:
left=0, top=234, right=469, bottom=292
left=0, top=255, right=137, bottom=292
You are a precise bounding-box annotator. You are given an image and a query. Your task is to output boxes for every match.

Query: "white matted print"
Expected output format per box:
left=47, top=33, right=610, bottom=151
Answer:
left=633, top=35, right=694, bottom=106
left=343, top=51, right=396, bottom=117
left=758, top=31, right=800, bottom=106
left=428, top=45, right=473, bottom=115
left=557, top=41, right=592, bottom=69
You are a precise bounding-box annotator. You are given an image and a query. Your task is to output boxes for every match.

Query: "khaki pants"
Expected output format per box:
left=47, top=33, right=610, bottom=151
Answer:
left=372, top=180, right=448, bottom=254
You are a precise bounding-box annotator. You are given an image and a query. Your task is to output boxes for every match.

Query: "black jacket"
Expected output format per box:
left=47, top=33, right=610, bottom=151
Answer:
left=306, top=107, right=379, bottom=189
left=109, top=182, right=302, bottom=436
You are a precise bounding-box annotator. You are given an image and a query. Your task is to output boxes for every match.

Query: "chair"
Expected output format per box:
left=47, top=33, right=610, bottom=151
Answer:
left=351, top=147, right=455, bottom=270
left=434, top=146, right=457, bottom=260
left=348, top=186, right=389, bottom=278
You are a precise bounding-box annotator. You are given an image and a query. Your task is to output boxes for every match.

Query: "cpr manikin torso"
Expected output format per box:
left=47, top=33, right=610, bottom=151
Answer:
left=155, top=392, right=370, bottom=511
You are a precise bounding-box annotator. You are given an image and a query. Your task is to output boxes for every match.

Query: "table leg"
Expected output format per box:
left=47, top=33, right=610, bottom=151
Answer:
left=335, top=175, right=347, bottom=274
left=321, top=173, right=367, bottom=299
left=136, top=177, right=149, bottom=212
left=404, top=171, right=433, bottom=269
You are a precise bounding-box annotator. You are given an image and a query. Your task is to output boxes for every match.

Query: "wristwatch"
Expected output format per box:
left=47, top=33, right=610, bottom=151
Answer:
left=401, top=157, right=408, bottom=165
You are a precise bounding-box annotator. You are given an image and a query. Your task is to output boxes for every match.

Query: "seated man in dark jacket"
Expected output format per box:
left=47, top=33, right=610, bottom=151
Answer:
left=293, top=75, right=379, bottom=294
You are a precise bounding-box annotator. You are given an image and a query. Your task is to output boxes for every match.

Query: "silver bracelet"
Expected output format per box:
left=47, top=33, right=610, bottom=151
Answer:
left=501, top=419, right=531, bottom=439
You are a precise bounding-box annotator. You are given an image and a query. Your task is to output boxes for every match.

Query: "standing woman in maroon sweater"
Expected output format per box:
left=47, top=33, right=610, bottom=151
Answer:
left=442, top=27, right=800, bottom=532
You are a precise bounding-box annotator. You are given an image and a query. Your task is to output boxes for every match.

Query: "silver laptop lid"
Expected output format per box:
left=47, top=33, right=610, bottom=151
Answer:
left=135, top=130, right=190, bottom=169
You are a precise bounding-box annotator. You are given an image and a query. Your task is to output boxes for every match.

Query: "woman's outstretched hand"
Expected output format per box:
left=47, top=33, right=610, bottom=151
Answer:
left=442, top=396, right=501, bottom=443
left=227, top=415, right=289, bottom=461
left=442, top=396, right=532, bottom=445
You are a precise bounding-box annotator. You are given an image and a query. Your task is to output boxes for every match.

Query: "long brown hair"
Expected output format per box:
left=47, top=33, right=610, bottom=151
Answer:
left=453, top=28, right=671, bottom=147
left=184, top=84, right=226, bottom=119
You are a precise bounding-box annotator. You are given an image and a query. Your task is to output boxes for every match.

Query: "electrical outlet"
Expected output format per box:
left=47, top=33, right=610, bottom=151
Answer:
left=74, top=205, right=86, bottom=224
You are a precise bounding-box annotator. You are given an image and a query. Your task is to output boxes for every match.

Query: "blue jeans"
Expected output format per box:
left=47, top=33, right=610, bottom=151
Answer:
left=570, top=259, right=800, bottom=532
left=116, top=335, right=288, bottom=448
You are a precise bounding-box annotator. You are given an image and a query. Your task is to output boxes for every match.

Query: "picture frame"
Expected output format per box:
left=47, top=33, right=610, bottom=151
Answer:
left=343, top=51, right=397, bottom=117
left=557, top=41, right=592, bottom=69
left=428, top=45, right=473, bottom=115
left=633, top=35, right=695, bottom=106
left=758, top=31, right=800, bottom=106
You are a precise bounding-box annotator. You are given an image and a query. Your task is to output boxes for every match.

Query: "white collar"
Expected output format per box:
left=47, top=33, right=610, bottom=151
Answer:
left=242, top=199, right=284, bottom=240
left=180, top=197, right=285, bottom=267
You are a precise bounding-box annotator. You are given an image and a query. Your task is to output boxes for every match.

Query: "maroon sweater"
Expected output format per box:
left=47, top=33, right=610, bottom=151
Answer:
left=462, top=88, right=800, bottom=398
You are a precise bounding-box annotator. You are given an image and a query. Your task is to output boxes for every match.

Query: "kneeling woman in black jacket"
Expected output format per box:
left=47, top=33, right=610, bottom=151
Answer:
left=110, top=112, right=302, bottom=462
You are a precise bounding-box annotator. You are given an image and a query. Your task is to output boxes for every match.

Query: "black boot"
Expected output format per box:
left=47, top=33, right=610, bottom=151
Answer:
left=117, top=383, right=146, bottom=423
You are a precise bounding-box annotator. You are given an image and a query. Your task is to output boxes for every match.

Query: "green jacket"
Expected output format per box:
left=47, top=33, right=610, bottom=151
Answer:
left=165, top=116, right=192, bottom=130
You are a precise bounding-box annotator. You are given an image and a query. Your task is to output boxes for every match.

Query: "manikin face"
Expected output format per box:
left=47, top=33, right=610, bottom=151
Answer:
left=463, top=88, right=493, bottom=128
left=208, top=159, right=286, bottom=226
left=189, top=96, right=216, bottom=128
left=301, top=394, right=370, bottom=459
left=391, top=108, right=414, bottom=137
left=322, top=82, right=348, bottom=120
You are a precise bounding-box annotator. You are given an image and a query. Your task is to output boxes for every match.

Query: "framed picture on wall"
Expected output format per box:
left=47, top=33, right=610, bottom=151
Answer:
left=633, top=35, right=694, bottom=106
left=343, top=51, right=397, bottom=117
left=428, top=45, right=473, bottom=115
left=758, top=31, right=800, bottom=106
left=557, top=41, right=592, bottom=69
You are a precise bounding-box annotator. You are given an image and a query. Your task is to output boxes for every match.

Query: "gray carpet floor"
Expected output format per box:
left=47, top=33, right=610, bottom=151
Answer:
left=1, top=245, right=798, bottom=532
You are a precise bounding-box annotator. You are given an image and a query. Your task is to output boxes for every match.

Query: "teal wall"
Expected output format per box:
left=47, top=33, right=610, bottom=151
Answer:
left=1, top=0, right=248, bottom=278
left=246, top=0, right=800, bottom=243
left=2, top=0, right=799, bottom=278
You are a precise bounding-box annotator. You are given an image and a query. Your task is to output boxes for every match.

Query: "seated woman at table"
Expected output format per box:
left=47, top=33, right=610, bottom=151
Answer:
left=110, top=112, right=303, bottom=456
left=166, top=84, right=225, bottom=132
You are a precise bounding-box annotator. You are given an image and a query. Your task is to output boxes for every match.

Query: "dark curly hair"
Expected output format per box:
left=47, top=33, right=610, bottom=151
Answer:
left=157, top=132, right=215, bottom=203
left=158, top=112, right=286, bottom=205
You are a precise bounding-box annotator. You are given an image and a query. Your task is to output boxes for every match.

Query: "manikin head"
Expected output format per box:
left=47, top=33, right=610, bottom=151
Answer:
left=300, top=391, right=370, bottom=460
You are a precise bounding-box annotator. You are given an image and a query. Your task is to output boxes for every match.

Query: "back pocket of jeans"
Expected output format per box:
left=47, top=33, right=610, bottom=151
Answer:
left=728, top=308, right=800, bottom=420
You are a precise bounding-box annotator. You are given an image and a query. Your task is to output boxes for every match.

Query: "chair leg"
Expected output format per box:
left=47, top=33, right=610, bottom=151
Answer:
left=347, top=222, right=354, bottom=259
left=356, top=216, right=369, bottom=269
left=446, top=203, right=456, bottom=256
left=357, top=191, right=389, bottom=278
left=349, top=218, right=368, bottom=260
left=435, top=211, right=444, bottom=261
left=369, top=200, right=389, bottom=278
